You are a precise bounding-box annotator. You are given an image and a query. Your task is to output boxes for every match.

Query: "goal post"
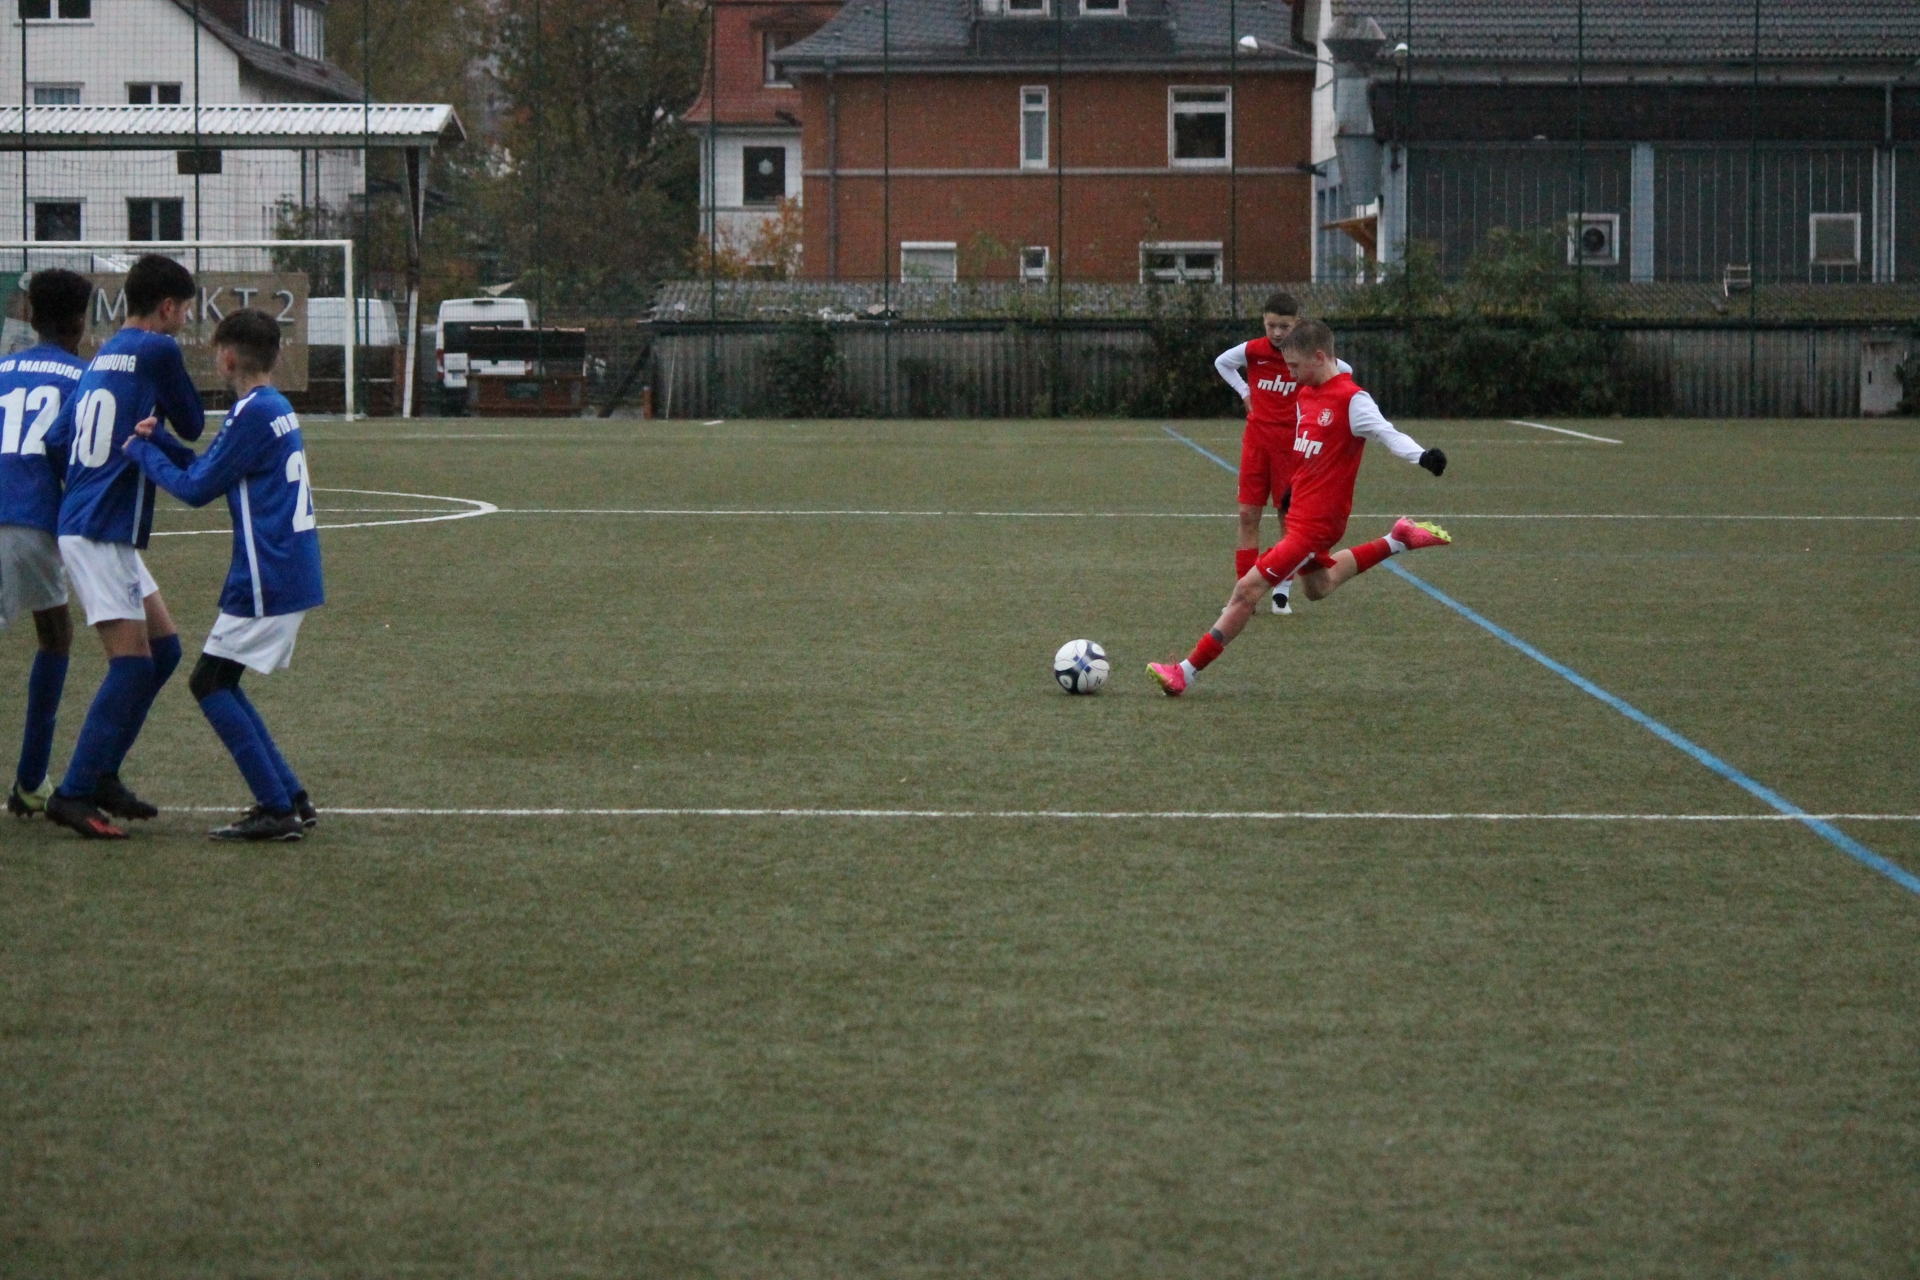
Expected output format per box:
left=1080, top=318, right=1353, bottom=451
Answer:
left=0, top=239, right=364, bottom=421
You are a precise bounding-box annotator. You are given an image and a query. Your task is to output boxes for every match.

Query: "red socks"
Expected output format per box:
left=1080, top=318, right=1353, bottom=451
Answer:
left=1187, top=630, right=1225, bottom=671
left=1235, top=548, right=1258, bottom=579
left=1350, top=538, right=1393, bottom=575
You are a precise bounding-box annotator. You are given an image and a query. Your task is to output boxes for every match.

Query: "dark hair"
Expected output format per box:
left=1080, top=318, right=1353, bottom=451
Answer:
left=124, top=254, right=196, bottom=316
left=1279, top=318, right=1336, bottom=360
left=27, top=268, right=91, bottom=341
left=212, top=307, right=281, bottom=374
left=1262, top=291, right=1301, bottom=318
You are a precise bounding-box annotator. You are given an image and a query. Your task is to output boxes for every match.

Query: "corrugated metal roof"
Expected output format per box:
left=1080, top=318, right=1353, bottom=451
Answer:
left=0, top=104, right=465, bottom=150
left=1329, top=0, right=1920, bottom=64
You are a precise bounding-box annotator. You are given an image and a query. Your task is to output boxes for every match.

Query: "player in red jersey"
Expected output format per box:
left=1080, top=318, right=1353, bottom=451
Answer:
left=1213, top=292, right=1351, bottom=615
left=1150, top=319, right=1452, bottom=696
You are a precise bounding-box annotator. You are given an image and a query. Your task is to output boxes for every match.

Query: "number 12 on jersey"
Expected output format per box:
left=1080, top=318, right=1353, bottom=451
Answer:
left=0, top=384, right=62, bottom=455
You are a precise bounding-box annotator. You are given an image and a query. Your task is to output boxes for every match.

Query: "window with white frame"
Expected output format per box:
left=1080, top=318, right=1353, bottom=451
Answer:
left=1140, top=242, right=1222, bottom=283
left=1169, top=87, right=1230, bottom=166
left=1809, top=213, right=1861, bottom=266
left=1081, top=0, right=1124, bottom=12
left=1020, top=87, right=1048, bottom=170
left=30, top=85, right=81, bottom=105
left=1003, top=0, right=1048, bottom=14
left=901, top=242, right=959, bottom=282
left=19, top=0, right=91, bottom=20
left=1020, top=246, right=1049, bottom=281
left=763, top=32, right=797, bottom=87
left=127, top=83, right=183, bottom=104
left=127, top=198, right=184, bottom=242
left=247, top=0, right=282, bottom=46
left=291, top=1, right=324, bottom=58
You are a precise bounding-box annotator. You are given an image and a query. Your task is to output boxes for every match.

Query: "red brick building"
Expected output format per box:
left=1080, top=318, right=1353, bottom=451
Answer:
left=776, top=0, right=1319, bottom=283
left=686, top=0, right=842, bottom=265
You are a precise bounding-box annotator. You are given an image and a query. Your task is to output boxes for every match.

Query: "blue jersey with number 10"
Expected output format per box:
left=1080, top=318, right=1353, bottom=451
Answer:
left=125, top=384, right=324, bottom=618
left=52, top=326, right=205, bottom=547
left=0, top=343, right=85, bottom=533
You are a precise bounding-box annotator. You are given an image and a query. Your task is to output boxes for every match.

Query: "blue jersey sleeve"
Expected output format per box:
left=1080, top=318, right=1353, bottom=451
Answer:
left=145, top=339, right=206, bottom=442
left=126, top=413, right=265, bottom=508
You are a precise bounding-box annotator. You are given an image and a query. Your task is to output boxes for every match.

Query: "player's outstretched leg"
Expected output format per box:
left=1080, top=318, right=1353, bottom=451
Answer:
left=189, top=656, right=302, bottom=842
left=1148, top=565, right=1273, bottom=695
left=9, top=606, right=72, bottom=819
left=1296, top=518, right=1452, bottom=603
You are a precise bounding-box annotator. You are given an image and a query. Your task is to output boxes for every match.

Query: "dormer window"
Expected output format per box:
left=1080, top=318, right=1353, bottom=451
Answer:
left=246, top=0, right=281, bottom=46
left=291, top=1, right=324, bottom=59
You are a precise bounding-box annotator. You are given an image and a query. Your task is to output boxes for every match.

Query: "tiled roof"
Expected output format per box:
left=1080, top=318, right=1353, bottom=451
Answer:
left=1329, top=0, right=1920, bottom=64
left=778, top=0, right=1315, bottom=71
left=0, top=104, right=466, bottom=149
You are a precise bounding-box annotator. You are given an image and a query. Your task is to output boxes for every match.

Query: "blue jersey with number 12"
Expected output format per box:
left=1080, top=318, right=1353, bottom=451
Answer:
left=125, top=385, right=324, bottom=618
left=0, top=343, right=85, bottom=533
left=52, top=326, right=205, bottom=547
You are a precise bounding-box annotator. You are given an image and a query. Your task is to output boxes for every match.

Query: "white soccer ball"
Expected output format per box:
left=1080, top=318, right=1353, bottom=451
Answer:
left=1053, top=639, right=1110, bottom=695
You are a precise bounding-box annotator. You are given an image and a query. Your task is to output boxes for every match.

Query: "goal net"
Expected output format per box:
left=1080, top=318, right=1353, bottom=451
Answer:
left=0, top=238, right=379, bottom=420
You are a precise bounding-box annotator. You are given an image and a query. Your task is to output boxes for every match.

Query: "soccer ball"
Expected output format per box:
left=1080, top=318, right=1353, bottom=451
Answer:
left=1053, top=639, right=1110, bottom=694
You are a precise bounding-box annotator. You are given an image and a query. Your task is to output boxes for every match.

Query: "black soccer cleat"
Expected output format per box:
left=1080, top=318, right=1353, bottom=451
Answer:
left=291, top=791, right=319, bottom=831
left=209, top=806, right=304, bottom=843
left=92, top=774, right=159, bottom=821
left=45, top=792, right=129, bottom=840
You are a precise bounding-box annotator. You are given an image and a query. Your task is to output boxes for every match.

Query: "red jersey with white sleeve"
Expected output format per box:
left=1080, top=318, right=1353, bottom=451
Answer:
left=1284, top=372, right=1429, bottom=544
left=1214, top=337, right=1302, bottom=437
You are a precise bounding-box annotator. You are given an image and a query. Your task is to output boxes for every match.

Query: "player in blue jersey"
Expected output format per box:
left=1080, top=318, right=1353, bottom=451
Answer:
left=126, top=308, right=322, bottom=841
left=43, top=254, right=206, bottom=839
left=1, top=269, right=90, bottom=818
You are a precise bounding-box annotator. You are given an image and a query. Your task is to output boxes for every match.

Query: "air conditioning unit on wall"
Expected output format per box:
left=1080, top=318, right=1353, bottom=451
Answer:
left=1567, top=213, right=1621, bottom=267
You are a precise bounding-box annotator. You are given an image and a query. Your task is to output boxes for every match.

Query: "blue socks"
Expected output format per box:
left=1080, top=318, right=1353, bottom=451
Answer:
left=107, top=632, right=180, bottom=776
left=58, top=654, right=154, bottom=800
left=16, top=650, right=69, bottom=791
left=198, top=688, right=292, bottom=814
left=231, top=685, right=303, bottom=802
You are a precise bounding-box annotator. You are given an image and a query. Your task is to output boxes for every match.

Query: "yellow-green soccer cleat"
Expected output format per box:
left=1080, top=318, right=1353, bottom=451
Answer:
left=1391, top=517, right=1452, bottom=550
left=8, top=777, right=54, bottom=818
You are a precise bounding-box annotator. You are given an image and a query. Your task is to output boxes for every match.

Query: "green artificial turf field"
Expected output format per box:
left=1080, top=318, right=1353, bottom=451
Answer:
left=4, top=414, right=1918, bottom=1277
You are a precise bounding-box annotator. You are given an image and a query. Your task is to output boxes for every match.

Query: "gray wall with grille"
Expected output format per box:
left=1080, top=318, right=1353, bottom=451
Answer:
left=1402, top=143, right=1915, bottom=285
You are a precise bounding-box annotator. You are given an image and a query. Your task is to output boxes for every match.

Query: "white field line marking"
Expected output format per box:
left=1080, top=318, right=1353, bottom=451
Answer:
left=702, top=419, right=726, bottom=426
left=487, top=507, right=1919, bottom=522
left=167, top=806, right=1920, bottom=821
left=151, top=488, right=497, bottom=537
left=1508, top=418, right=1625, bottom=444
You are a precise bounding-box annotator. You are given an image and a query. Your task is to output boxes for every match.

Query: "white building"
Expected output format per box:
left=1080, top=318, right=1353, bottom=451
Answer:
left=0, top=0, right=367, bottom=244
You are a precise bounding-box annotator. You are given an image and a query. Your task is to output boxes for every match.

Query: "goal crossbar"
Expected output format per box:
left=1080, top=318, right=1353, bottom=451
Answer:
left=0, top=239, right=363, bottom=420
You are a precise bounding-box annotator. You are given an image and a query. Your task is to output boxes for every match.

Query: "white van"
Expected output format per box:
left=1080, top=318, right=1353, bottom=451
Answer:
left=307, top=298, right=401, bottom=347
left=435, top=297, right=533, bottom=393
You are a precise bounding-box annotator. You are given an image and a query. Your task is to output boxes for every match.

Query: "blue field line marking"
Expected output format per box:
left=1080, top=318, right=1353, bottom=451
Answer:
left=1164, top=420, right=1920, bottom=897
left=1382, top=563, right=1920, bottom=896
left=1162, top=425, right=1239, bottom=472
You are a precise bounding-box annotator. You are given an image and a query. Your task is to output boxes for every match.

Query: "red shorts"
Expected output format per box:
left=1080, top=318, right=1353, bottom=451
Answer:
left=1237, top=428, right=1296, bottom=508
left=1254, top=525, right=1344, bottom=584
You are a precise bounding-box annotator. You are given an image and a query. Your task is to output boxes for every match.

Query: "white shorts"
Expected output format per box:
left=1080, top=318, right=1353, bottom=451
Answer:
left=204, top=610, right=305, bottom=675
left=58, top=535, right=158, bottom=626
left=0, top=524, right=68, bottom=628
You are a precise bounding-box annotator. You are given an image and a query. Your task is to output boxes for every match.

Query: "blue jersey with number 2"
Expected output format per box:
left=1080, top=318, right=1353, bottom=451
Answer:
left=125, top=385, right=323, bottom=618
left=52, top=326, right=206, bottom=547
left=0, top=343, right=85, bottom=533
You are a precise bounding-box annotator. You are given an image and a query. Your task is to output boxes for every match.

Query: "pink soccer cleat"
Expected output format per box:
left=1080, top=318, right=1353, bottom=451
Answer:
left=1391, top=517, right=1453, bottom=550
left=1147, top=661, right=1188, bottom=696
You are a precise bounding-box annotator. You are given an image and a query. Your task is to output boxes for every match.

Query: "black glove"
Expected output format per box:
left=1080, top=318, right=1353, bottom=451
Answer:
left=1419, top=448, right=1447, bottom=477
